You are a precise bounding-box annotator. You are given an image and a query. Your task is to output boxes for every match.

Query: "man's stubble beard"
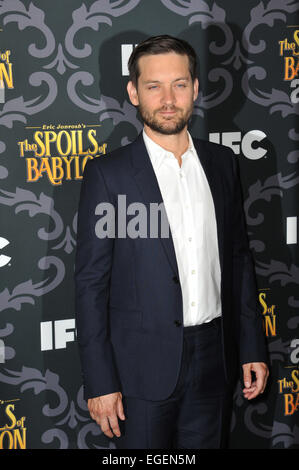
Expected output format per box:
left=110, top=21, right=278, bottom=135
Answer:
left=138, top=103, right=194, bottom=136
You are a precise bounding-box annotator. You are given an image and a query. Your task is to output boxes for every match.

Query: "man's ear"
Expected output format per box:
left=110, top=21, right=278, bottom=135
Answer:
left=193, top=78, right=199, bottom=102
left=127, top=80, right=139, bottom=106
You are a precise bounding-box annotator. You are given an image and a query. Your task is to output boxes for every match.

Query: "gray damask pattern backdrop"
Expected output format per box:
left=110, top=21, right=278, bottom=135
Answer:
left=0, top=0, right=298, bottom=449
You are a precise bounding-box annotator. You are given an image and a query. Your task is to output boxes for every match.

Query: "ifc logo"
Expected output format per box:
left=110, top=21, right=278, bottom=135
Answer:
left=0, top=237, right=11, bottom=267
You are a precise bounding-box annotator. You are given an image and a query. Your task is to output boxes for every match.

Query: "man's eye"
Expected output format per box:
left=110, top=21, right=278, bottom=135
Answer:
left=148, top=85, right=158, bottom=90
left=177, top=83, right=186, bottom=88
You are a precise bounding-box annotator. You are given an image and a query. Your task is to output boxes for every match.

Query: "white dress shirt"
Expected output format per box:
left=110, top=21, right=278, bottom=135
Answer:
left=143, top=129, right=222, bottom=326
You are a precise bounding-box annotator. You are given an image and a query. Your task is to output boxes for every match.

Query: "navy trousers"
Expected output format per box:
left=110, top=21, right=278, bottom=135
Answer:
left=113, top=317, right=233, bottom=449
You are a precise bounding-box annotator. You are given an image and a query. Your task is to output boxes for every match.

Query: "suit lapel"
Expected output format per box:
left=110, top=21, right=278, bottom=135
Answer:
left=129, top=134, right=179, bottom=277
left=193, top=139, right=224, bottom=274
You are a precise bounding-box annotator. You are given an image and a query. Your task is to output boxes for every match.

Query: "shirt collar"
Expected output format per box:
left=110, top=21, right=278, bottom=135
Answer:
left=142, top=129, right=197, bottom=172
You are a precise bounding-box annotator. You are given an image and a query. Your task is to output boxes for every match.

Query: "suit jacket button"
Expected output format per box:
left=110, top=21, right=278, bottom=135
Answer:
left=172, top=276, right=179, bottom=284
left=174, top=320, right=182, bottom=327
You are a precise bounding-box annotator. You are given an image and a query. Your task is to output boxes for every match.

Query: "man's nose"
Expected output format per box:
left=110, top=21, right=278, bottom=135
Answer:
left=161, top=86, right=175, bottom=105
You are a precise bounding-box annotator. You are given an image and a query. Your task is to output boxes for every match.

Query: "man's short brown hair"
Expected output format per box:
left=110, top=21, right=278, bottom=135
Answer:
left=128, top=35, right=198, bottom=86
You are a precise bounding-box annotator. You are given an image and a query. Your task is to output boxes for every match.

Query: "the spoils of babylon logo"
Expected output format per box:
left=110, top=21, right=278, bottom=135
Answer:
left=277, top=340, right=299, bottom=417
left=0, top=401, right=26, bottom=449
left=0, top=49, right=13, bottom=103
left=17, top=124, right=107, bottom=185
left=277, top=370, right=299, bottom=416
left=279, top=28, right=299, bottom=80
left=259, top=289, right=277, bottom=337
left=278, top=27, right=299, bottom=103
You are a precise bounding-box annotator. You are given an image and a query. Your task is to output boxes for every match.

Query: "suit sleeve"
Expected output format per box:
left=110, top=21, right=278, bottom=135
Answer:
left=74, top=159, right=121, bottom=400
left=230, top=152, right=268, bottom=366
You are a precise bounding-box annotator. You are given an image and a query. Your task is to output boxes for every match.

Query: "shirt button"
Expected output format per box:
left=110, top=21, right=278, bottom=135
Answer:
left=188, top=237, right=192, bottom=242
left=191, top=302, right=196, bottom=307
left=191, top=270, right=196, bottom=275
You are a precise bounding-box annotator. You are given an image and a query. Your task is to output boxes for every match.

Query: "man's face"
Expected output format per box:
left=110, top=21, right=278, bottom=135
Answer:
left=127, top=52, right=199, bottom=136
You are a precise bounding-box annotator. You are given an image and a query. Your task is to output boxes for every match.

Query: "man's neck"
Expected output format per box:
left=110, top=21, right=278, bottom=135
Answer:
left=143, top=125, right=189, bottom=167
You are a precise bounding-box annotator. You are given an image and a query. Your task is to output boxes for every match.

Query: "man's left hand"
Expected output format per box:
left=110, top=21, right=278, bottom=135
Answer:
left=242, top=362, right=269, bottom=400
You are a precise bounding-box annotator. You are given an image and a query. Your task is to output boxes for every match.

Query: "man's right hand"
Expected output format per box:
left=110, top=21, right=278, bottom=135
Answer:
left=88, top=392, right=125, bottom=438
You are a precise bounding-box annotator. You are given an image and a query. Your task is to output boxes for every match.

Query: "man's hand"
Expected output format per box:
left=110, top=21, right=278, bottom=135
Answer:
left=88, top=392, right=125, bottom=438
left=242, top=362, right=269, bottom=400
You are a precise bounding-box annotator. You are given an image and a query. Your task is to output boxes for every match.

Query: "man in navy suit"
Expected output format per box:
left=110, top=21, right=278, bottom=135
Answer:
left=75, top=35, right=269, bottom=449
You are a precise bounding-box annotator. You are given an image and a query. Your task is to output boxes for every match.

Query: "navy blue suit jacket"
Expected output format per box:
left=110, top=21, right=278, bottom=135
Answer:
left=75, top=133, right=267, bottom=401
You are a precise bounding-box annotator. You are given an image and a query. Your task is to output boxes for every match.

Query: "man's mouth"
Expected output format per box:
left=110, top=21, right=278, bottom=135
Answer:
left=158, top=109, right=178, bottom=117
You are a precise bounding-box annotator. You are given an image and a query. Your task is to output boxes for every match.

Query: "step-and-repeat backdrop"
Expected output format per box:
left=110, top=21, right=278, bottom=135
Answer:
left=0, top=0, right=298, bottom=450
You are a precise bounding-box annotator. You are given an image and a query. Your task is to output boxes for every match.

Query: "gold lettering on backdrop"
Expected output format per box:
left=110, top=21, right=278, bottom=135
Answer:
left=278, top=30, right=299, bottom=80
left=17, top=126, right=108, bottom=185
left=277, top=370, right=299, bottom=416
left=259, top=291, right=277, bottom=337
left=0, top=49, right=13, bottom=89
left=0, top=404, right=26, bottom=449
